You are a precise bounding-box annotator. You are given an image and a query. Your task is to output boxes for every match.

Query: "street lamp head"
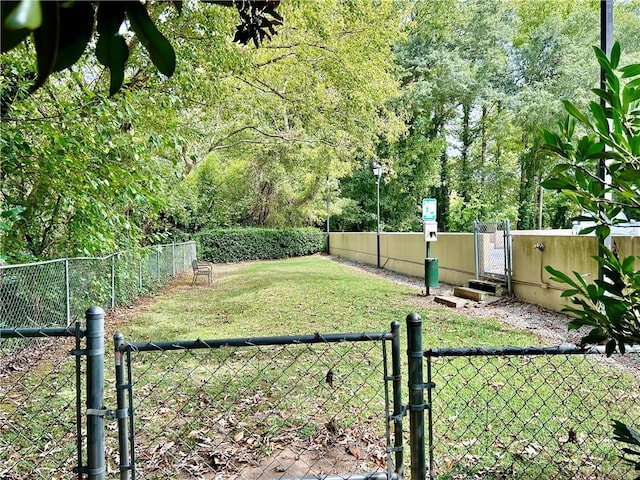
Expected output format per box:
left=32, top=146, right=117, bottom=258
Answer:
left=371, top=162, right=382, bottom=179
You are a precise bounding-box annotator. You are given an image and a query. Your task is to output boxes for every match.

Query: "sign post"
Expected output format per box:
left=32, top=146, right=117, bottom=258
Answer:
left=422, top=198, right=439, bottom=295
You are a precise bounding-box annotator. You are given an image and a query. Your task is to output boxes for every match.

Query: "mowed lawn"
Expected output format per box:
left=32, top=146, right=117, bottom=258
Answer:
left=119, top=255, right=539, bottom=346
left=108, top=256, right=638, bottom=479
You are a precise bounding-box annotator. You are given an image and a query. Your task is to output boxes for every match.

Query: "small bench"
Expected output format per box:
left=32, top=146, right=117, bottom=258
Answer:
left=191, top=259, right=212, bottom=286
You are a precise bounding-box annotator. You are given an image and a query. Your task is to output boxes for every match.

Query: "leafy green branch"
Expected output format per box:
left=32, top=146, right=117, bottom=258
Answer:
left=541, top=42, right=640, bottom=477
left=1, top=0, right=283, bottom=97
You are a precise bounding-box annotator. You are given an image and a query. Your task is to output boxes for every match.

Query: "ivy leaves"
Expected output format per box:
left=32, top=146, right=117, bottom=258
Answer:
left=1, top=0, right=282, bottom=96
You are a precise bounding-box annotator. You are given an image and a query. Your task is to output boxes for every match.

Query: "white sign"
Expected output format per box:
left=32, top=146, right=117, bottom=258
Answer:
left=422, top=198, right=437, bottom=222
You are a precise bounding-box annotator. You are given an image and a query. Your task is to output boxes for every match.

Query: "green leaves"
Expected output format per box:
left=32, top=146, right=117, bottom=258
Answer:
left=612, top=420, right=640, bottom=474
left=4, top=0, right=41, bottom=30
left=1, top=0, right=39, bottom=53
left=540, top=43, right=640, bottom=364
left=96, top=3, right=128, bottom=95
left=562, top=100, right=589, bottom=125
left=2, top=0, right=284, bottom=96
left=125, top=2, right=176, bottom=77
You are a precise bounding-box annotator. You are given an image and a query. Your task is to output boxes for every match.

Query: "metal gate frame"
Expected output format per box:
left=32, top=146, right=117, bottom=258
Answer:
left=0, top=308, right=102, bottom=479
left=113, top=324, right=405, bottom=480
left=405, top=312, right=640, bottom=480
left=473, top=219, right=512, bottom=292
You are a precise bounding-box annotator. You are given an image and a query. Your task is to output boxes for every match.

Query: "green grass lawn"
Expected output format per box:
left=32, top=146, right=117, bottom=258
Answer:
left=112, top=256, right=639, bottom=480
left=4, top=256, right=638, bottom=479
left=119, top=255, right=538, bottom=347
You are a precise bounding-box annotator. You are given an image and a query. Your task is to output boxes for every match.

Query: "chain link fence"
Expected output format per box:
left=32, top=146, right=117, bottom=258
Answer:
left=423, top=347, right=640, bottom=479
left=0, top=326, right=82, bottom=480
left=0, top=242, right=196, bottom=346
left=473, top=220, right=512, bottom=291
left=111, top=329, right=403, bottom=480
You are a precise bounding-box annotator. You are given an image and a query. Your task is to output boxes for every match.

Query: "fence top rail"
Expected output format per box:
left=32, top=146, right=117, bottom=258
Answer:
left=121, top=330, right=394, bottom=353
left=0, top=241, right=196, bottom=270
left=0, top=325, right=84, bottom=339
left=146, top=240, right=196, bottom=249
left=0, top=258, right=72, bottom=270
left=425, top=344, right=640, bottom=357
left=0, top=254, right=119, bottom=270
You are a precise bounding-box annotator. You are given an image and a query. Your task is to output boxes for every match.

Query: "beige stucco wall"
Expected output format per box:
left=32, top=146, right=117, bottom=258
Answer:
left=511, top=235, right=598, bottom=312
left=329, top=231, right=638, bottom=314
left=329, top=232, right=476, bottom=286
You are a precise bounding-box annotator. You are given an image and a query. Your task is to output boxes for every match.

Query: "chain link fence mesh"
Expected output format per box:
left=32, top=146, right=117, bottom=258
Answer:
left=0, top=331, right=80, bottom=480
left=427, top=351, right=640, bottom=479
left=0, top=242, right=196, bottom=352
left=113, top=338, right=395, bottom=479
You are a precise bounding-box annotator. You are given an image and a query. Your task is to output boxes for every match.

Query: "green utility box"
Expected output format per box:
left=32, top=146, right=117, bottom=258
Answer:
left=425, top=257, right=439, bottom=287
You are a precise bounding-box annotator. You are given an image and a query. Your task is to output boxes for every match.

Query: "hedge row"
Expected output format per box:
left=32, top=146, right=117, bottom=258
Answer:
left=195, top=228, right=326, bottom=263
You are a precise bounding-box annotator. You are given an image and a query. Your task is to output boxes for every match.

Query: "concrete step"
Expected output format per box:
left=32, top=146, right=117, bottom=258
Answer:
left=434, top=295, right=467, bottom=308
left=467, top=279, right=503, bottom=296
left=453, top=286, right=492, bottom=302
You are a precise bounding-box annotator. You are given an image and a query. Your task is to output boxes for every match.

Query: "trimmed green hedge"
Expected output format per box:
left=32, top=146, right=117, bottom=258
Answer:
left=195, top=228, right=325, bottom=263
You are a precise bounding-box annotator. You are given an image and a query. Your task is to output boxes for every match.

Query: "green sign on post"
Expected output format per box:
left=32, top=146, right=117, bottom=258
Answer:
left=422, top=198, right=438, bottom=293
left=422, top=198, right=437, bottom=222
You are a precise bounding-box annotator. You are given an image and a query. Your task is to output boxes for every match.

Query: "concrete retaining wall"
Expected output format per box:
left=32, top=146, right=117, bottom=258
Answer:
left=328, top=231, right=639, bottom=313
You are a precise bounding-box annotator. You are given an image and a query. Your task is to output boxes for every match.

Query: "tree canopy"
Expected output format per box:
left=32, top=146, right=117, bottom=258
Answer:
left=2, top=0, right=640, bottom=263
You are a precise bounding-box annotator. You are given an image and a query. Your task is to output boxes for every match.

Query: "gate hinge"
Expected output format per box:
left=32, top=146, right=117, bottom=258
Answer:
left=73, top=466, right=105, bottom=475
left=409, top=382, right=435, bottom=392
left=409, top=402, right=431, bottom=412
left=70, top=348, right=104, bottom=357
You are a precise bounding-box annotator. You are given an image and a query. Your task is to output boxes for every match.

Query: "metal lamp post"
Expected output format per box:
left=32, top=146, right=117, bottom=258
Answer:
left=371, top=162, right=382, bottom=268
left=326, top=176, right=331, bottom=253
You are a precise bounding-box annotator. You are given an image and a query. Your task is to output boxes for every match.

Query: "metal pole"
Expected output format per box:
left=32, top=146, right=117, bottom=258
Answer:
left=406, top=313, right=426, bottom=480
left=111, top=255, right=116, bottom=310
left=426, top=352, right=434, bottom=478
left=598, top=0, right=613, bottom=281
left=114, top=333, right=132, bottom=480
left=74, top=321, right=84, bottom=478
left=504, top=220, right=512, bottom=293
left=425, top=242, right=431, bottom=296
left=172, top=242, right=176, bottom=277
left=473, top=220, right=480, bottom=280
left=65, top=259, right=71, bottom=326
left=86, top=306, right=106, bottom=480
left=326, top=176, right=331, bottom=254
left=390, top=321, right=404, bottom=477
left=376, top=175, right=381, bottom=269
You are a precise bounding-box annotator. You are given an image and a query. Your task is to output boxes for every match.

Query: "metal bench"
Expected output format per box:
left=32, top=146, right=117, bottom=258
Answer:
left=191, top=259, right=212, bottom=286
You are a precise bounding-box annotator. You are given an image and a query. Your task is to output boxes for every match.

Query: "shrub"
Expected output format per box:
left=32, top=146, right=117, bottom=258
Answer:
left=541, top=42, right=640, bottom=475
left=195, top=228, right=325, bottom=263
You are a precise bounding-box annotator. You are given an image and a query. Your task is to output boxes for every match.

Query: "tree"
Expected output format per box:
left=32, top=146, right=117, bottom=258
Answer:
left=0, top=0, right=282, bottom=99
left=183, top=0, right=406, bottom=230
left=541, top=43, right=640, bottom=473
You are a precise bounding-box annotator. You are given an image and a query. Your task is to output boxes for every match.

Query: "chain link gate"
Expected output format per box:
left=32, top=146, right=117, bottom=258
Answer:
left=112, top=324, right=405, bottom=480
left=406, top=313, right=640, bottom=480
left=0, top=308, right=107, bottom=480
left=473, top=220, right=512, bottom=292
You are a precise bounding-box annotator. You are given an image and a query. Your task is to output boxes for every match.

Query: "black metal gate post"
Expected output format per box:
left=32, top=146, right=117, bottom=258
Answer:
left=384, top=320, right=405, bottom=478
left=406, top=313, right=426, bottom=480
left=114, top=333, right=132, bottom=480
left=85, top=306, right=106, bottom=480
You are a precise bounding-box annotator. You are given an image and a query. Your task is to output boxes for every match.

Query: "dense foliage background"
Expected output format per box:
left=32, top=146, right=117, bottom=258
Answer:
left=2, top=0, right=640, bottom=263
